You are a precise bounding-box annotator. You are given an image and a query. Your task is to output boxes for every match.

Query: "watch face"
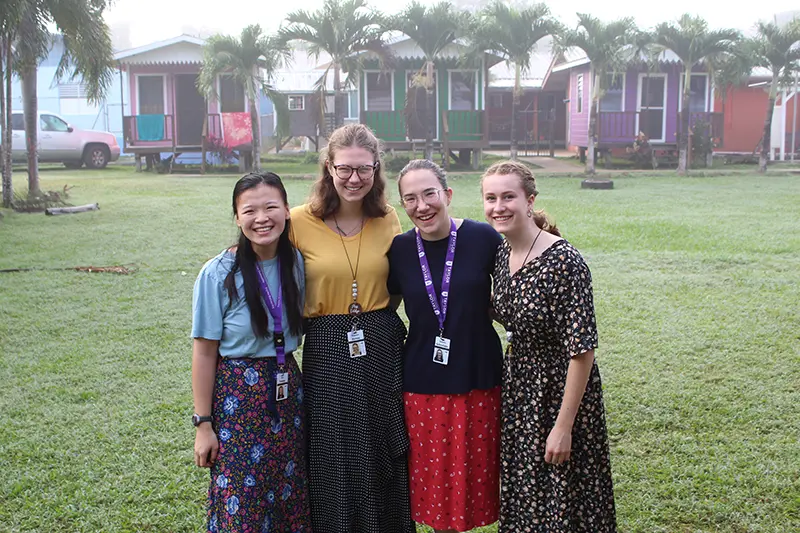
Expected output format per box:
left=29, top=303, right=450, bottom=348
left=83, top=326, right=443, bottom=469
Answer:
left=191, top=414, right=200, bottom=426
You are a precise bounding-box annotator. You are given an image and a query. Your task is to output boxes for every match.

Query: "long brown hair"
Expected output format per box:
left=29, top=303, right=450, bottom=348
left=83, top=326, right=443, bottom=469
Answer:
left=308, top=123, right=389, bottom=219
left=482, top=160, right=561, bottom=236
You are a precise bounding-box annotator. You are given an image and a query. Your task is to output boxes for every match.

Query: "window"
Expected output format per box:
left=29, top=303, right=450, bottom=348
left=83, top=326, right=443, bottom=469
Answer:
left=366, top=72, right=392, bottom=111
left=489, top=93, right=504, bottom=109
left=450, top=72, right=476, bottom=111
left=683, top=74, right=709, bottom=112
left=288, top=96, right=305, bottom=111
left=577, top=74, right=583, bottom=114
left=59, top=82, right=99, bottom=115
left=11, top=114, right=25, bottom=131
left=219, top=75, right=245, bottom=113
left=40, top=114, right=70, bottom=132
left=58, top=83, right=89, bottom=99
left=599, top=73, right=624, bottom=112
left=138, top=76, right=165, bottom=115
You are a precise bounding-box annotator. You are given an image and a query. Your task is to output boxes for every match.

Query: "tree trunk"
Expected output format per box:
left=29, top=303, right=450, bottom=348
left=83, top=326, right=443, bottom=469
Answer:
left=249, top=97, right=261, bottom=172
left=510, top=64, right=520, bottom=161
left=586, top=103, right=597, bottom=175
left=0, top=38, right=11, bottom=208
left=677, top=68, right=691, bottom=175
left=586, top=69, right=598, bottom=175
left=333, top=62, right=342, bottom=129
left=4, top=38, right=13, bottom=207
left=510, top=92, right=518, bottom=161
left=21, top=65, right=39, bottom=195
left=759, top=74, right=779, bottom=173
left=424, top=60, right=434, bottom=161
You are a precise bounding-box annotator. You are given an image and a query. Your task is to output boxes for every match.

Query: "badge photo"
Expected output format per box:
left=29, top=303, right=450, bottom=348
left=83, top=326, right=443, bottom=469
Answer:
left=433, top=336, right=451, bottom=365
left=347, top=329, right=367, bottom=358
left=276, top=383, right=289, bottom=401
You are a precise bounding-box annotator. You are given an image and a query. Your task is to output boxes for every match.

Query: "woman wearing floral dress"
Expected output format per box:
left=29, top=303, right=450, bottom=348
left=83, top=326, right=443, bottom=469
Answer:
left=191, top=172, right=312, bottom=532
left=482, top=161, right=616, bottom=532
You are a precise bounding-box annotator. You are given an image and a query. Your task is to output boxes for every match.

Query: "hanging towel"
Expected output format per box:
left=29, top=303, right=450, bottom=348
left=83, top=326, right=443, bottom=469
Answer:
left=221, top=112, right=253, bottom=148
left=137, top=114, right=165, bottom=141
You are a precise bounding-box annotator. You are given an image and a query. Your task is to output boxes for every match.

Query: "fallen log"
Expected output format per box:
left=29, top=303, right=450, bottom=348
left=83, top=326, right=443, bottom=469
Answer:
left=45, top=203, right=99, bottom=216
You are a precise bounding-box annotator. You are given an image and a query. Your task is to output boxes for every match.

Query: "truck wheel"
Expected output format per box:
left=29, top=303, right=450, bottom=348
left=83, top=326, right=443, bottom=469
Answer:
left=84, top=144, right=110, bottom=169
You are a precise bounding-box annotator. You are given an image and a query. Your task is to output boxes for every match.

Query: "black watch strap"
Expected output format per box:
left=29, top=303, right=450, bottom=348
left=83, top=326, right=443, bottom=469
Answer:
left=192, top=414, right=213, bottom=427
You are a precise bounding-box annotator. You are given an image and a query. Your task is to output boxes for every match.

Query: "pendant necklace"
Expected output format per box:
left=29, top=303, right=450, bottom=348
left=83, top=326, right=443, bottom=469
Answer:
left=334, top=214, right=365, bottom=315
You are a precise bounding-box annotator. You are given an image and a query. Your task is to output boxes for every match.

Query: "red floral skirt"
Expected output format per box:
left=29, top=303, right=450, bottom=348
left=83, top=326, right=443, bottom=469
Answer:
left=403, top=386, right=501, bottom=531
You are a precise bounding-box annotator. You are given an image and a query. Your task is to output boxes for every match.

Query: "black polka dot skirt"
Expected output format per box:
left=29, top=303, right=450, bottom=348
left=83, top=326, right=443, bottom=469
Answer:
left=302, top=308, right=414, bottom=533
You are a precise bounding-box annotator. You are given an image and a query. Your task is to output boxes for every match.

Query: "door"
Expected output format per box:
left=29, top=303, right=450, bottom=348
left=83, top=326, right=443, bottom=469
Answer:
left=407, top=72, right=437, bottom=140
left=637, top=75, right=666, bottom=142
left=40, top=114, right=81, bottom=161
left=11, top=113, right=27, bottom=160
left=176, top=74, right=206, bottom=146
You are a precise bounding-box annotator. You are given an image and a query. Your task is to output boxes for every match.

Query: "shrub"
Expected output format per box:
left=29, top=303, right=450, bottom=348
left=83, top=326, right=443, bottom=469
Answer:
left=303, top=152, right=320, bottom=165
left=385, top=154, right=411, bottom=173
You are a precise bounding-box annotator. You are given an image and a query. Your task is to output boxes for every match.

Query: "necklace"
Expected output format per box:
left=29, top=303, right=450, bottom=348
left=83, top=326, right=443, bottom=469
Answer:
left=334, top=213, right=365, bottom=315
left=334, top=219, right=361, bottom=236
left=514, top=227, right=543, bottom=274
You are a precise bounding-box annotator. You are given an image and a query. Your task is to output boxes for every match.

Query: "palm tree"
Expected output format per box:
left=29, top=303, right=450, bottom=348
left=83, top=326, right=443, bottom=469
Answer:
left=749, top=18, right=800, bottom=172
left=467, top=1, right=560, bottom=160
left=558, top=14, right=639, bottom=174
left=198, top=25, right=290, bottom=173
left=653, top=14, right=740, bottom=174
left=281, top=0, right=390, bottom=131
left=391, top=1, right=471, bottom=160
left=1, top=2, right=20, bottom=208
left=14, top=0, right=115, bottom=195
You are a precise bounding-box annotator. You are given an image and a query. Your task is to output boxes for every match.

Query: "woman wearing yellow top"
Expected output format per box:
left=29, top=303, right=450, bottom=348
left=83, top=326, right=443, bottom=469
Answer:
left=290, top=123, right=413, bottom=533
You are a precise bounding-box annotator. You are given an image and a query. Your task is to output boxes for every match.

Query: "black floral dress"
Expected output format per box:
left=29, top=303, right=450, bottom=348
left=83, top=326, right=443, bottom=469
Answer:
left=492, top=239, right=616, bottom=533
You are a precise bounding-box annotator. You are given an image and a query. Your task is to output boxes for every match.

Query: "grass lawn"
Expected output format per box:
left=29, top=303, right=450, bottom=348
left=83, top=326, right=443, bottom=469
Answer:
left=1, top=166, right=799, bottom=532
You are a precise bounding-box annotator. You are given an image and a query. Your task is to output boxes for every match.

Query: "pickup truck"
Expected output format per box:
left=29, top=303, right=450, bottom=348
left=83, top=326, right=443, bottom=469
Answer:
left=10, top=111, right=121, bottom=169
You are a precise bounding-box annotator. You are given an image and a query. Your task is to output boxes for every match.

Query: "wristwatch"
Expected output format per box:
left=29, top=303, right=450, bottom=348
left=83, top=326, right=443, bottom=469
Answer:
left=192, top=413, right=213, bottom=427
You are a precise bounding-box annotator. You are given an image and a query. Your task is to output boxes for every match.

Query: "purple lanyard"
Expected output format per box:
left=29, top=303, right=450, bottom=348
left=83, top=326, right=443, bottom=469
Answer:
left=255, top=262, right=285, bottom=365
left=415, top=218, right=457, bottom=336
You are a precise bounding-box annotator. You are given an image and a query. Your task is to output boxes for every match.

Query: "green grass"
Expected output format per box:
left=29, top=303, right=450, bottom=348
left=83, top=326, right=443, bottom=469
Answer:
left=1, top=166, right=799, bottom=532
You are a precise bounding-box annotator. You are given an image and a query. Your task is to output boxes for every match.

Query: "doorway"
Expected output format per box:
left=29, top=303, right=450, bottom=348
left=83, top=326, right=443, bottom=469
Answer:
left=176, top=74, right=206, bottom=146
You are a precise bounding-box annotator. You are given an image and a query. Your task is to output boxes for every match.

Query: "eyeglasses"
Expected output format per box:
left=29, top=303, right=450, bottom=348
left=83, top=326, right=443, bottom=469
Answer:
left=331, top=163, right=378, bottom=181
left=400, top=189, right=445, bottom=208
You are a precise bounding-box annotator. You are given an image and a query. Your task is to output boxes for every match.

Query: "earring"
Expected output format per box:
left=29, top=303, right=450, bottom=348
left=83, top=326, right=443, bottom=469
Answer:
left=526, top=209, right=533, bottom=218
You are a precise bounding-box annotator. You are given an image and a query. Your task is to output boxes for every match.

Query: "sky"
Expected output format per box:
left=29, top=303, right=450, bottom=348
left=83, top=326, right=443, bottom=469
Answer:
left=104, top=0, right=800, bottom=50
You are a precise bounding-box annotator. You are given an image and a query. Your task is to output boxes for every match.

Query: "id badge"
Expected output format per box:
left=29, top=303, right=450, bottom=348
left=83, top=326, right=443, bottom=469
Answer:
left=276, top=372, right=289, bottom=385
left=433, top=336, right=451, bottom=365
left=347, top=329, right=367, bottom=358
left=275, top=381, right=289, bottom=402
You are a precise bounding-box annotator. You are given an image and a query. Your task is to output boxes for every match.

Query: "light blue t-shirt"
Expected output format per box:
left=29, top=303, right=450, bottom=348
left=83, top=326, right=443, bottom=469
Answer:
left=191, top=250, right=305, bottom=358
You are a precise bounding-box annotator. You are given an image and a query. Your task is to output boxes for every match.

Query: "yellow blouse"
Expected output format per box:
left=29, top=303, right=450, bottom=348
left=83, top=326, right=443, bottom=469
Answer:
left=290, top=204, right=403, bottom=317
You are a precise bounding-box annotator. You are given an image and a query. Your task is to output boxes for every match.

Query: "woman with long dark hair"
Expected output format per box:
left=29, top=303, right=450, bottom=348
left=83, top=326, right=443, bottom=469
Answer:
left=290, top=123, right=414, bottom=533
left=191, top=172, right=312, bottom=532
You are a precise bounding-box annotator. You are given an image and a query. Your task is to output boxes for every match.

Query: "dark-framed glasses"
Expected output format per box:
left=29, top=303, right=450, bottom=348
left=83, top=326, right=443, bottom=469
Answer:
left=400, top=188, right=445, bottom=208
left=331, top=162, right=378, bottom=180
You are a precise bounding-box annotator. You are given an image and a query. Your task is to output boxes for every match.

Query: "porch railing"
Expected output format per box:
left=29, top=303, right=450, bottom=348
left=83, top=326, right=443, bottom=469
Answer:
left=362, top=111, right=407, bottom=142
left=122, top=115, right=175, bottom=151
left=362, top=109, right=487, bottom=144
left=596, top=111, right=724, bottom=145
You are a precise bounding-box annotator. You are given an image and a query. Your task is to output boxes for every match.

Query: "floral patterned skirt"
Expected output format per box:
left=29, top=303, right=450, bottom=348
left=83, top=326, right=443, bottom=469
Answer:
left=207, top=355, right=312, bottom=533
left=404, top=386, right=501, bottom=531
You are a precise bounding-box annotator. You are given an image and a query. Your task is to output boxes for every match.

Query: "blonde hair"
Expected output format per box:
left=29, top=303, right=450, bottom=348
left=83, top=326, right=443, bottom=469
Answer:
left=482, top=160, right=560, bottom=236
